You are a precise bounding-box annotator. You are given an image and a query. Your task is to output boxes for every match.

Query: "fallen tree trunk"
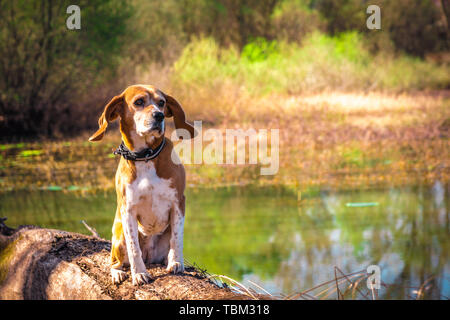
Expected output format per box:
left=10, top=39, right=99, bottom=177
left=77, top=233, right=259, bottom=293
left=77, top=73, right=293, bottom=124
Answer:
left=0, top=218, right=246, bottom=300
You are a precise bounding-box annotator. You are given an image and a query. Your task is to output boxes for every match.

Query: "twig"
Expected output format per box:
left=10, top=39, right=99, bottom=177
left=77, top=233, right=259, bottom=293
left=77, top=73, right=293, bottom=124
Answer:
left=371, top=285, right=376, bottom=300
left=319, top=274, right=366, bottom=300
left=352, top=275, right=370, bottom=300
left=319, top=277, right=353, bottom=300
left=247, top=280, right=273, bottom=297
left=416, top=276, right=434, bottom=300
left=335, top=266, right=368, bottom=300
left=80, top=220, right=101, bottom=239
left=208, top=274, right=258, bottom=300
left=335, top=267, right=342, bottom=300
left=287, top=269, right=366, bottom=300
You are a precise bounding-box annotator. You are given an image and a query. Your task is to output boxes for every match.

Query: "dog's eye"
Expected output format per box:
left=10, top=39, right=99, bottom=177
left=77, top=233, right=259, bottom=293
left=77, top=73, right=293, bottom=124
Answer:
left=158, top=100, right=165, bottom=107
left=134, top=98, right=144, bottom=107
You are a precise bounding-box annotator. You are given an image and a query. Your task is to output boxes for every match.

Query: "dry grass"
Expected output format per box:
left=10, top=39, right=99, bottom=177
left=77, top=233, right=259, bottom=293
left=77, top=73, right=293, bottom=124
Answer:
left=207, top=266, right=448, bottom=300
left=0, top=91, right=448, bottom=192
left=182, top=90, right=449, bottom=190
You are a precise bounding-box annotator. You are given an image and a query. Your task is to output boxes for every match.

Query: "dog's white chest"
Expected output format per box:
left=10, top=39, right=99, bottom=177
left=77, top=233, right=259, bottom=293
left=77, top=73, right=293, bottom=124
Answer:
left=126, top=162, right=177, bottom=235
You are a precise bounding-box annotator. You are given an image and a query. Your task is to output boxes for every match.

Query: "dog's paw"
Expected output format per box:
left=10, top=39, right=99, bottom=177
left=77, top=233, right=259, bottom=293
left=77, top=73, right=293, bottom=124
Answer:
left=132, top=272, right=152, bottom=286
left=166, top=261, right=184, bottom=274
left=111, top=269, right=128, bottom=284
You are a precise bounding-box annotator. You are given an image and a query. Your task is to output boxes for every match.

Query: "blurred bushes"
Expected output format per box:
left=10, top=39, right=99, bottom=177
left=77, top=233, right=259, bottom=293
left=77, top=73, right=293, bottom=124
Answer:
left=271, top=0, right=326, bottom=43
left=123, top=0, right=449, bottom=60
left=314, top=0, right=367, bottom=35
left=381, top=0, right=448, bottom=57
left=315, top=0, right=449, bottom=57
left=0, top=0, right=448, bottom=139
left=0, top=0, right=131, bottom=139
left=173, top=32, right=449, bottom=97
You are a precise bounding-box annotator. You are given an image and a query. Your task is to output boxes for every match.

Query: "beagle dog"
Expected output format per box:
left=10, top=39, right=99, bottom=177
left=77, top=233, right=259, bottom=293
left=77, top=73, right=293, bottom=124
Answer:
left=89, top=85, right=195, bottom=285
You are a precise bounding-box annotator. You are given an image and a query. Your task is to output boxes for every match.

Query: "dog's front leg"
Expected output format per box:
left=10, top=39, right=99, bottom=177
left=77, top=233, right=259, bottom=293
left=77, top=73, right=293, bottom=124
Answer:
left=166, top=202, right=185, bottom=274
left=122, top=208, right=151, bottom=285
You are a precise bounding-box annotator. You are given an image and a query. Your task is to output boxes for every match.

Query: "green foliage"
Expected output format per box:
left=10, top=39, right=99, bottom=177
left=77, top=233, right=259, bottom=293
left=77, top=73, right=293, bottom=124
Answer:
left=375, top=54, right=450, bottom=90
left=81, top=1, right=132, bottom=66
left=270, top=0, right=326, bottom=43
left=173, top=37, right=239, bottom=86
left=0, top=0, right=131, bottom=138
left=19, top=150, right=43, bottom=157
left=377, top=0, right=447, bottom=57
left=173, top=32, right=449, bottom=96
left=314, top=0, right=448, bottom=56
left=241, top=38, right=279, bottom=62
left=314, top=0, right=366, bottom=34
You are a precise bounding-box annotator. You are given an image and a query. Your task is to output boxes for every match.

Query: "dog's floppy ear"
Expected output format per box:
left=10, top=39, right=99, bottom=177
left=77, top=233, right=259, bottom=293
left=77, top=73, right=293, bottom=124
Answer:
left=89, top=94, right=123, bottom=142
left=163, top=93, right=196, bottom=139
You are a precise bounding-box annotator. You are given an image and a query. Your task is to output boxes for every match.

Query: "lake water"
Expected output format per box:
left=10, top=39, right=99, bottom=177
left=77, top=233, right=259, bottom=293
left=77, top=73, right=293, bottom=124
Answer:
left=1, top=182, right=448, bottom=299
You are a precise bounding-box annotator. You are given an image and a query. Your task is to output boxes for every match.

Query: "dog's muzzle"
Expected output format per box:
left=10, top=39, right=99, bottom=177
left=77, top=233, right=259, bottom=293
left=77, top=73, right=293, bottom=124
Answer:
left=153, top=111, right=164, bottom=122
left=150, top=111, right=164, bottom=133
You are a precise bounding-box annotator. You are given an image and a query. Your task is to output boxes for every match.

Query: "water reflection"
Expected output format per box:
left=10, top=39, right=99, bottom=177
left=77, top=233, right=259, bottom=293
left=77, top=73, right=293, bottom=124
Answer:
left=184, top=182, right=449, bottom=299
left=0, top=182, right=448, bottom=299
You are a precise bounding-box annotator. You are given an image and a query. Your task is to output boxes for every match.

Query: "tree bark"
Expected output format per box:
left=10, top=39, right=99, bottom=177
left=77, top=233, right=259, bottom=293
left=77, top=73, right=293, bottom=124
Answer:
left=0, top=218, right=246, bottom=300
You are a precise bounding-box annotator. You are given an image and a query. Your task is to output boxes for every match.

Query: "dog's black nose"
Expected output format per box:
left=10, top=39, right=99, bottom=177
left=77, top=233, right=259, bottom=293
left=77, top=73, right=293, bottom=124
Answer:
left=153, top=111, right=164, bottom=122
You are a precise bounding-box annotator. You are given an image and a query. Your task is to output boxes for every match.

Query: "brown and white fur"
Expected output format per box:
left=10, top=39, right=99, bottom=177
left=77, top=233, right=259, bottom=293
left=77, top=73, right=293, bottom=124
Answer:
left=89, top=85, right=195, bottom=285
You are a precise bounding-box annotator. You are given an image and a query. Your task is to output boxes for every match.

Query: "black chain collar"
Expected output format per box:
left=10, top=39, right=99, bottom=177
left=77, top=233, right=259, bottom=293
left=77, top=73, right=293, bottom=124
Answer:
left=113, top=138, right=166, bottom=162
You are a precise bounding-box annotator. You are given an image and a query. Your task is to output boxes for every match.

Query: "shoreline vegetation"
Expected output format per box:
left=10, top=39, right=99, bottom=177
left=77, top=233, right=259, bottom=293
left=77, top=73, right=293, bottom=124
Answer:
left=1, top=90, right=448, bottom=194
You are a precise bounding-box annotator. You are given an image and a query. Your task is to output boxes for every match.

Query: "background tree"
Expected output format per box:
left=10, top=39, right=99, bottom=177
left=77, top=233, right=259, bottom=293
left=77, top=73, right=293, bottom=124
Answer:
left=0, top=0, right=131, bottom=138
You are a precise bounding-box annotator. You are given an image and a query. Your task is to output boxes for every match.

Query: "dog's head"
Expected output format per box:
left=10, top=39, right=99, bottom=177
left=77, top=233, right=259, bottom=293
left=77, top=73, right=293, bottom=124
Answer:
left=89, top=85, right=195, bottom=144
